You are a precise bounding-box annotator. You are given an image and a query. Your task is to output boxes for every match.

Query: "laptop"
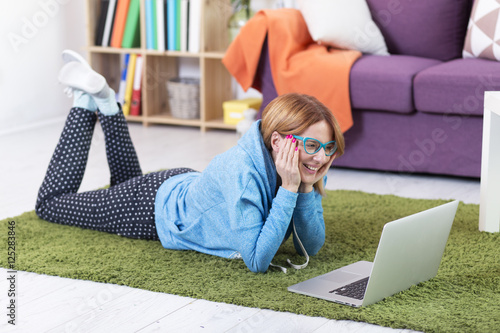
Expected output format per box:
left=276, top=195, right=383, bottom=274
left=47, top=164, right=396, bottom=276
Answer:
left=288, top=200, right=459, bottom=307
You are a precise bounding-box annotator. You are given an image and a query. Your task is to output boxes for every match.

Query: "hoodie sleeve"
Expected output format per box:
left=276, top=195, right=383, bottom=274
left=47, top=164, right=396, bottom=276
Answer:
left=229, top=181, right=298, bottom=273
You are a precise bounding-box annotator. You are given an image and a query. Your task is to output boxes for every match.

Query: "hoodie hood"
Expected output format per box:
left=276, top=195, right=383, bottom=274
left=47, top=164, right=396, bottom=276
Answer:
left=237, top=120, right=278, bottom=197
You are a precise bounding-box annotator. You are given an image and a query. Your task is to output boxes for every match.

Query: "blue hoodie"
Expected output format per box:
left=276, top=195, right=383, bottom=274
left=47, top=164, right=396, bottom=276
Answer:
left=154, top=120, right=325, bottom=272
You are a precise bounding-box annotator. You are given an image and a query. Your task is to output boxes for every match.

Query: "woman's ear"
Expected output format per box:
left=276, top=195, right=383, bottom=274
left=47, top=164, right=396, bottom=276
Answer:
left=270, top=131, right=282, bottom=153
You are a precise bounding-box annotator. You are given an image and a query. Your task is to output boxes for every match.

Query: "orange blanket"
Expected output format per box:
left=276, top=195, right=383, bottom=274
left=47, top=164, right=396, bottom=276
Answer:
left=222, top=9, right=361, bottom=133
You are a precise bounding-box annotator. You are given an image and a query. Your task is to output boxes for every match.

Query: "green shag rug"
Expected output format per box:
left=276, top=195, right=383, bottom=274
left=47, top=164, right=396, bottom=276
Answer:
left=1, top=190, right=499, bottom=333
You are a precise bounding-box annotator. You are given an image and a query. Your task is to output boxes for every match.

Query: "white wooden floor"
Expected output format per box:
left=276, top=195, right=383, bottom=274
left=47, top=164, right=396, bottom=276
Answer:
left=0, top=118, right=480, bottom=332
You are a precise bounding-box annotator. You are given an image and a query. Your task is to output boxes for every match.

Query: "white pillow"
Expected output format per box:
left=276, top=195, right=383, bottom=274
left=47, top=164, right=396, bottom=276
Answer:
left=463, top=0, right=500, bottom=61
left=298, top=0, right=389, bottom=55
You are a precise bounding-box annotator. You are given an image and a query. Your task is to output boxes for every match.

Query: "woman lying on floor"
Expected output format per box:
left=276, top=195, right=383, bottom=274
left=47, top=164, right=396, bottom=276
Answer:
left=36, top=50, right=344, bottom=273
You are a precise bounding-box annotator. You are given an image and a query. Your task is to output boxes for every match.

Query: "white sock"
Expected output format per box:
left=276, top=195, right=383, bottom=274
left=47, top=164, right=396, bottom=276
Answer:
left=72, top=89, right=98, bottom=112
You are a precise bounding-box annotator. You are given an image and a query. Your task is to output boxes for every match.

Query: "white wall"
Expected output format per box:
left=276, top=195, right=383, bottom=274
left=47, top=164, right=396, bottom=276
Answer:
left=253, top=0, right=297, bottom=10
left=0, top=0, right=87, bottom=134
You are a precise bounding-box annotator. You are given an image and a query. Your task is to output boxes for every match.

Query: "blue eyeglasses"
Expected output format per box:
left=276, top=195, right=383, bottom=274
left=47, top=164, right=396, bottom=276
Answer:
left=292, top=135, right=338, bottom=156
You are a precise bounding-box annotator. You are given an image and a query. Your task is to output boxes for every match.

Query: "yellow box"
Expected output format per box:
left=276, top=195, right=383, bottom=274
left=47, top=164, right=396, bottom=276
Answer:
left=222, top=98, right=262, bottom=125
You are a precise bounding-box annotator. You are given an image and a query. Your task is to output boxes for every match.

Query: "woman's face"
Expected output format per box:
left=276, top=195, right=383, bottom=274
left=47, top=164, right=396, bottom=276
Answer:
left=295, top=120, right=335, bottom=186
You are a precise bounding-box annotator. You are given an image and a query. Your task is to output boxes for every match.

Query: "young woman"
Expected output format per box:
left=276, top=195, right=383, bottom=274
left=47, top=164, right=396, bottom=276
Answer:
left=36, top=51, right=345, bottom=273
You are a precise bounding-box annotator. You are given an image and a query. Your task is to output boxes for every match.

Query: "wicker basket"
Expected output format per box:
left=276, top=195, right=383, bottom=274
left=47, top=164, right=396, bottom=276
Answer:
left=166, top=78, right=200, bottom=119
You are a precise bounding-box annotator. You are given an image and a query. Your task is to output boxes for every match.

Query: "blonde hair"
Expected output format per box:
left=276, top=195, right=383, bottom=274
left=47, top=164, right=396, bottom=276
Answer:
left=260, top=93, right=345, bottom=196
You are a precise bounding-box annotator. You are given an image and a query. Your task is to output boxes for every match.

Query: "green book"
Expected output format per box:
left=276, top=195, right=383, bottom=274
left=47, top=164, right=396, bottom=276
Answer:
left=175, top=0, right=181, bottom=51
left=122, top=0, right=141, bottom=48
left=152, top=0, right=157, bottom=49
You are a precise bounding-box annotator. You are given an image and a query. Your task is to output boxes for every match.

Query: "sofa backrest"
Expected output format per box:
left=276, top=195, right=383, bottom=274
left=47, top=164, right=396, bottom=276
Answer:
left=366, top=0, right=474, bottom=61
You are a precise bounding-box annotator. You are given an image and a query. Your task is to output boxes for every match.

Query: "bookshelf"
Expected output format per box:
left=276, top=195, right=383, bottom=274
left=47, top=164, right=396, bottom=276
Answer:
left=85, top=0, right=235, bottom=131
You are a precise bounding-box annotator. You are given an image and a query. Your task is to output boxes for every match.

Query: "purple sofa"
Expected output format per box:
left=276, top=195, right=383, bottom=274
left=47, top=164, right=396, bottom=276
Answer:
left=254, top=0, right=500, bottom=178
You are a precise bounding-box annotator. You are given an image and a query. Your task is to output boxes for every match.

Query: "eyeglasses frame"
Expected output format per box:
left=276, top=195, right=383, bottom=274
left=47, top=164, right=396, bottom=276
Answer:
left=292, top=135, right=338, bottom=156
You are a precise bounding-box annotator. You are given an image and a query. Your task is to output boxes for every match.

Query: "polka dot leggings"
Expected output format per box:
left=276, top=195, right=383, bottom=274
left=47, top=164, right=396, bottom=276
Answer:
left=35, top=107, right=195, bottom=240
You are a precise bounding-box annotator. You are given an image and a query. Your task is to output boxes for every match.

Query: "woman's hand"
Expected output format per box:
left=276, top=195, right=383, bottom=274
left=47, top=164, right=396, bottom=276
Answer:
left=275, top=135, right=301, bottom=193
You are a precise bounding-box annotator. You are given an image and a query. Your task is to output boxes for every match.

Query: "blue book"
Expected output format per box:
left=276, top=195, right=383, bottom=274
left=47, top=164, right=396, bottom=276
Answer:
left=164, top=0, right=168, bottom=49
left=146, top=0, right=157, bottom=50
left=117, top=54, right=130, bottom=105
left=145, top=0, right=153, bottom=49
left=167, top=0, right=177, bottom=51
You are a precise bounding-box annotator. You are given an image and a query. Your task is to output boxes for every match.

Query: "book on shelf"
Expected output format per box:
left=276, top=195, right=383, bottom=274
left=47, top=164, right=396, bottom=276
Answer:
left=130, top=55, right=143, bottom=116
left=155, top=0, right=195, bottom=52
left=117, top=54, right=130, bottom=107
left=96, top=0, right=199, bottom=52
left=121, top=0, right=141, bottom=48
left=101, top=0, right=117, bottom=47
left=175, top=0, right=181, bottom=51
left=145, top=0, right=157, bottom=50
left=188, top=0, right=201, bottom=53
left=167, top=0, right=177, bottom=51
left=94, top=0, right=109, bottom=46
left=122, top=53, right=137, bottom=116
left=110, top=0, right=131, bottom=48
left=163, top=0, right=168, bottom=50
left=156, top=0, right=166, bottom=51
left=180, top=0, right=189, bottom=52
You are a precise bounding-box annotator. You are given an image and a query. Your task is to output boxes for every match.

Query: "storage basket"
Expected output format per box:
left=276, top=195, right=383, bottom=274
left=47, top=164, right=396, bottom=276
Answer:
left=166, top=78, right=200, bottom=119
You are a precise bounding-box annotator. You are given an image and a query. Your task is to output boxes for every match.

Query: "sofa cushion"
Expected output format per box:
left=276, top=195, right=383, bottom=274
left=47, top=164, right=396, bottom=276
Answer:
left=366, top=0, right=473, bottom=61
left=463, top=0, right=500, bottom=61
left=414, top=58, right=500, bottom=116
left=334, top=108, right=482, bottom=177
left=350, top=55, right=441, bottom=113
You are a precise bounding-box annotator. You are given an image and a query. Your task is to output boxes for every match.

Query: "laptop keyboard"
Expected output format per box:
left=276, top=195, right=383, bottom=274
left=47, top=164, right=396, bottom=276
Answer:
left=329, top=277, right=369, bottom=300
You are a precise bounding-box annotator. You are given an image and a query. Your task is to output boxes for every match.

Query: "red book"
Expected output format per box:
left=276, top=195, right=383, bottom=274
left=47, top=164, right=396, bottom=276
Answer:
left=130, top=55, right=143, bottom=116
left=110, top=0, right=131, bottom=48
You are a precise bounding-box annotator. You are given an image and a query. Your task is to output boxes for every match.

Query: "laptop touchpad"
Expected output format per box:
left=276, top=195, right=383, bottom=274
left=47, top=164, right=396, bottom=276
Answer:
left=320, top=271, right=362, bottom=284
